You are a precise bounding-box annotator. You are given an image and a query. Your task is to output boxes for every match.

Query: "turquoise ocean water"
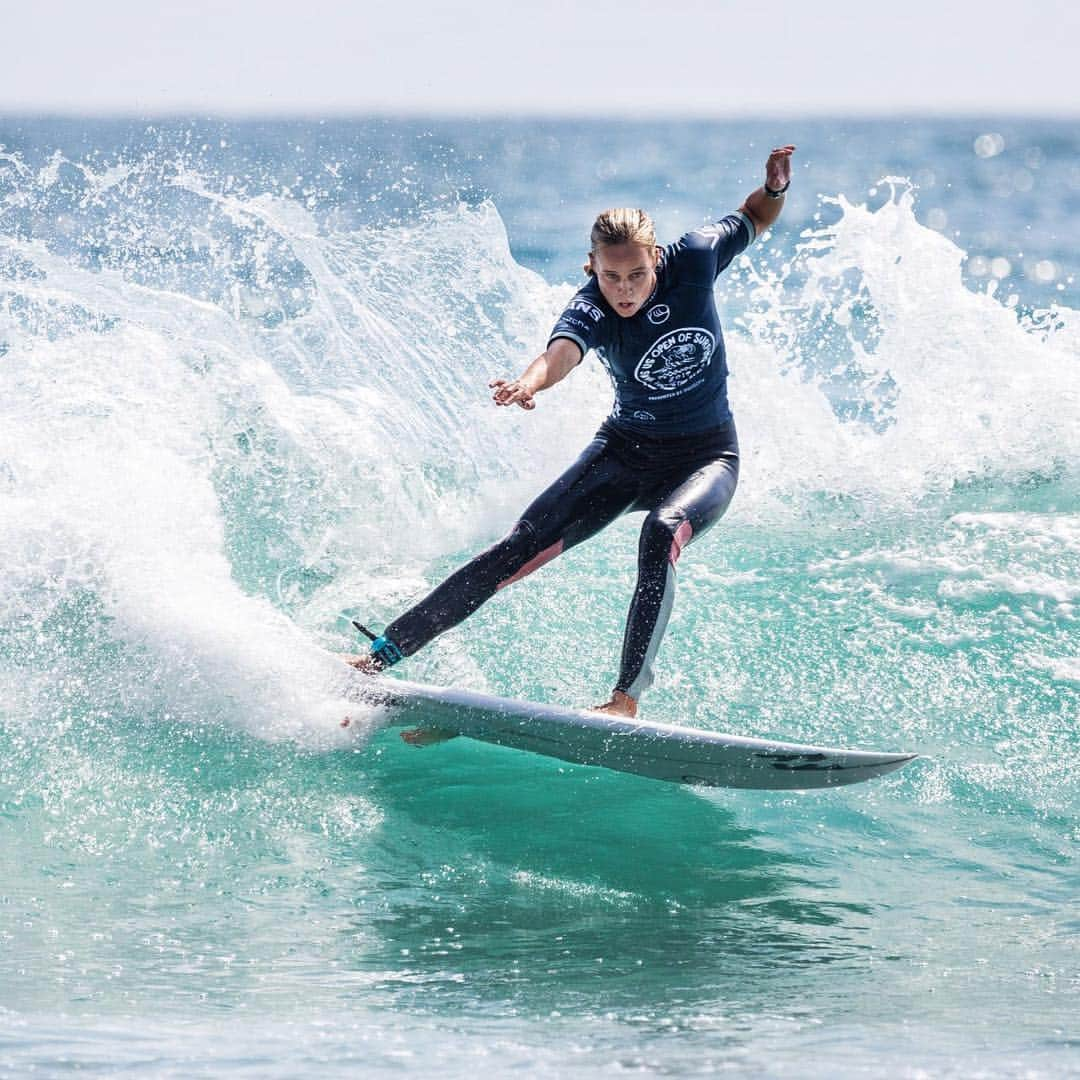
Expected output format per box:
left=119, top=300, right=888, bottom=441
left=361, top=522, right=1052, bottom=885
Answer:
left=0, top=117, right=1077, bottom=1076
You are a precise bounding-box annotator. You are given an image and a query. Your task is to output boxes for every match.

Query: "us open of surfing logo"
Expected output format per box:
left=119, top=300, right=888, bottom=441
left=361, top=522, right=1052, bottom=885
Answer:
left=646, top=304, right=670, bottom=325
left=635, top=328, right=714, bottom=392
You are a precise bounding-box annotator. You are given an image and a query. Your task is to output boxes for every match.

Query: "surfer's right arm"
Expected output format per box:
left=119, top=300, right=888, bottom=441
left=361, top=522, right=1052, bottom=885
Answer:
left=489, top=337, right=582, bottom=410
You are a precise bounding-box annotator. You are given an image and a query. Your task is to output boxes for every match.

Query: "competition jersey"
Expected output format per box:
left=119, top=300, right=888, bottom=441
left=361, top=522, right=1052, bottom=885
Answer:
left=548, top=210, right=755, bottom=436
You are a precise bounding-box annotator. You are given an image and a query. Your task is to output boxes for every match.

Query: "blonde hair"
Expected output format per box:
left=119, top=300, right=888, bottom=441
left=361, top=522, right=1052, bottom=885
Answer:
left=585, top=208, right=656, bottom=275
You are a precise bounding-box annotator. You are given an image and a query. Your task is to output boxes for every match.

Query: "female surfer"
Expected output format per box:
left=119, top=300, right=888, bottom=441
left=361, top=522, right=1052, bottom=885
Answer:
left=348, top=145, right=796, bottom=729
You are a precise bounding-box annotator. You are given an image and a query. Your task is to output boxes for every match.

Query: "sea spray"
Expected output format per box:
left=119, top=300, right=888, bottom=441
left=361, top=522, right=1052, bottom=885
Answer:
left=0, top=151, right=609, bottom=744
left=730, top=179, right=1079, bottom=508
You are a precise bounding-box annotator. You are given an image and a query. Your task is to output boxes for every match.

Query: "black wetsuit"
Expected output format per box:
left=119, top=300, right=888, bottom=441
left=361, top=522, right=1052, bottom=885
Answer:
left=375, top=210, right=755, bottom=697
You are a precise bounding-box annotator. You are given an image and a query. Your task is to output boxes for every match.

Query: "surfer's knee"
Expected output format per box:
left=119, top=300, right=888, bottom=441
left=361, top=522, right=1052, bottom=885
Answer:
left=489, top=519, right=541, bottom=574
left=640, top=509, right=694, bottom=567
left=502, top=519, right=540, bottom=558
left=493, top=519, right=566, bottom=592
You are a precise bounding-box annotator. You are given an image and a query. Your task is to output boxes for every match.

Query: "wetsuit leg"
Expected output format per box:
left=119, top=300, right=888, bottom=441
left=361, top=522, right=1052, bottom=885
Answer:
left=616, top=452, right=739, bottom=699
left=382, top=434, right=639, bottom=658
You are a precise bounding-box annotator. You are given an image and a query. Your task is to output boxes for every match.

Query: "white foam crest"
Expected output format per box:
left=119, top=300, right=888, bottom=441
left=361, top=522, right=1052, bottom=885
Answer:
left=808, top=503, right=1080, bottom=637
left=730, top=180, right=1080, bottom=508
left=1, top=171, right=607, bottom=745
left=0, top=303, right=357, bottom=745
left=949, top=511, right=1080, bottom=552
left=0, top=243, right=359, bottom=742
left=1023, top=654, right=1080, bottom=684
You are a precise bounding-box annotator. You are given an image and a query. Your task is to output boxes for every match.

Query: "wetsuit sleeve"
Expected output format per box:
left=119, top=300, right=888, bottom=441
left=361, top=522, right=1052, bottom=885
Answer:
left=670, top=211, right=756, bottom=286
left=547, top=287, right=607, bottom=359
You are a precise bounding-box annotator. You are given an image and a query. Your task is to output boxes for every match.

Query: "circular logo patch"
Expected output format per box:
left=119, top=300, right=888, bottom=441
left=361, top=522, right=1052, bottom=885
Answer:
left=646, top=304, right=671, bottom=325
left=635, top=328, right=715, bottom=392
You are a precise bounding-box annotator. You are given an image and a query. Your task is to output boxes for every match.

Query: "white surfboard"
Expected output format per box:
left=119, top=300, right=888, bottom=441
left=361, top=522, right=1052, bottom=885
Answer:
left=347, top=676, right=917, bottom=790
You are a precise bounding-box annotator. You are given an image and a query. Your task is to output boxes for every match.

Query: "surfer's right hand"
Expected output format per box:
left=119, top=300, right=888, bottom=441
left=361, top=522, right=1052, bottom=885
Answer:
left=490, top=378, right=536, bottom=409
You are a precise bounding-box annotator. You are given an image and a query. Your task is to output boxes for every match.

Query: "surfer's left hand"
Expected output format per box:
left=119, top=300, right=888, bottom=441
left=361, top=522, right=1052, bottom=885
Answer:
left=765, top=145, right=796, bottom=191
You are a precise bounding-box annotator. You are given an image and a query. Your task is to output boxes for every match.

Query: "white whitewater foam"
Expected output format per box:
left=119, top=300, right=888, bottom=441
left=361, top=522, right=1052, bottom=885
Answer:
left=731, top=180, right=1079, bottom=508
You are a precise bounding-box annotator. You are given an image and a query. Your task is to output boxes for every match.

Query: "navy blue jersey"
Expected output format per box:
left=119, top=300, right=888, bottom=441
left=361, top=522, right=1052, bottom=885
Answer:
left=548, top=211, right=755, bottom=436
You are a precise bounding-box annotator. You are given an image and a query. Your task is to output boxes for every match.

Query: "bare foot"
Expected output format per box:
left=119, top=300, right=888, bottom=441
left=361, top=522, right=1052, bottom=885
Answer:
left=590, top=690, right=638, bottom=718
left=400, top=727, right=459, bottom=747
left=344, top=653, right=381, bottom=674
left=341, top=654, right=381, bottom=727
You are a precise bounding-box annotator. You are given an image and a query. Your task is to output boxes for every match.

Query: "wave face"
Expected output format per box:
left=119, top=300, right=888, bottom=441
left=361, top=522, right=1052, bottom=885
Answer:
left=1, top=118, right=1077, bottom=1078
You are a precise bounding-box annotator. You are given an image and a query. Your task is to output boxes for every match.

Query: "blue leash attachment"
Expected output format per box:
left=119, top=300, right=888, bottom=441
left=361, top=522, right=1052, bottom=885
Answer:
left=352, top=621, right=404, bottom=668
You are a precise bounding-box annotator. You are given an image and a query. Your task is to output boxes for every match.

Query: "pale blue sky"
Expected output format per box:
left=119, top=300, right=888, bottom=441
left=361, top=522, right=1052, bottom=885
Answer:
left=4, top=0, right=1077, bottom=115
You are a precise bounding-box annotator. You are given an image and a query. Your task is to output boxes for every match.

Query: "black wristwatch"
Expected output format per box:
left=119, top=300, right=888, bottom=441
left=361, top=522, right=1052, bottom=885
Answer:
left=764, top=180, right=790, bottom=199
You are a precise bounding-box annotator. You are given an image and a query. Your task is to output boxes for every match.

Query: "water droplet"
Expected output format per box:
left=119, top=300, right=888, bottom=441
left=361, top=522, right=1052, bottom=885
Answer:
left=1030, top=260, right=1057, bottom=284
left=973, top=133, right=1006, bottom=158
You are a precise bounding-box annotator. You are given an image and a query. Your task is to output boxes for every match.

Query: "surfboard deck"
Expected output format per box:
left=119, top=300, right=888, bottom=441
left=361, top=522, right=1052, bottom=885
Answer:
left=346, top=676, right=918, bottom=790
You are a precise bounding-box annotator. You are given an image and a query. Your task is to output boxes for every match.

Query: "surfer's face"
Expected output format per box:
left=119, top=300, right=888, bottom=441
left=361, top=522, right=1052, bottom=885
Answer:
left=589, top=242, right=660, bottom=318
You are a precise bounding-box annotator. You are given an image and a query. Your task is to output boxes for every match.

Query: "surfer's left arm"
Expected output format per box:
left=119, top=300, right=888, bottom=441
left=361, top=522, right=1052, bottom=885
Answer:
left=741, top=145, right=796, bottom=236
